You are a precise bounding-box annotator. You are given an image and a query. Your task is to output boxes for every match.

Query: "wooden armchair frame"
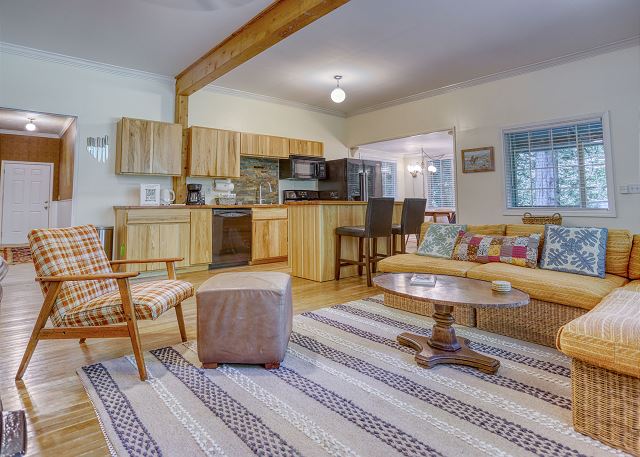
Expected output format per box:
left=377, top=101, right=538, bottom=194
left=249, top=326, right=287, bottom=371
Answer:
left=16, top=258, right=186, bottom=381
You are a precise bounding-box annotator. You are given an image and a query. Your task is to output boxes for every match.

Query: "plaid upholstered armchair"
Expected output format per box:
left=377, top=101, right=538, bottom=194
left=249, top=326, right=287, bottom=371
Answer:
left=16, top=225, right=194, bottom=381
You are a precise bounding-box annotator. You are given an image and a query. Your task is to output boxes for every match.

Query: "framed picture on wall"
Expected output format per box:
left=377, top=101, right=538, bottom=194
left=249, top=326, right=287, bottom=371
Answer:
left=461, top=147, right=495, bottom=173
left=139, top=184, right=160, bottom=206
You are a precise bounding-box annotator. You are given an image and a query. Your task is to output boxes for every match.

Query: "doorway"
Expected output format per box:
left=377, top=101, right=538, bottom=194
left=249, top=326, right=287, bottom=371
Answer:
left=356, top=129, right=457, bottom=222
left=1, top=161, right=53, bottom=245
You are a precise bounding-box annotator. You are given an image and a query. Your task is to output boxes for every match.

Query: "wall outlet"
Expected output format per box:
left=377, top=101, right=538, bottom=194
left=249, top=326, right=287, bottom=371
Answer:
left=619, top=184, right=640, bottom=194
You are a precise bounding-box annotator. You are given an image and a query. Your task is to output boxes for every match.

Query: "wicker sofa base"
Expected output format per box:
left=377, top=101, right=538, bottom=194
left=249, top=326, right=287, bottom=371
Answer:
left=572, top=359, right=640, bottom=455
left=383, top=293, right=476, bottom=327
left=476, top=298, right=586, bottom=347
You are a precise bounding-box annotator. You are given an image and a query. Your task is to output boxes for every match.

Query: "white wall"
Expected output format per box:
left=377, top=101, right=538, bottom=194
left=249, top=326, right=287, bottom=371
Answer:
left=0, top=51, right=176, bottom=226
left=347, top=46, right=640, bottom=231
left=0, top=51, right=348, bottom=224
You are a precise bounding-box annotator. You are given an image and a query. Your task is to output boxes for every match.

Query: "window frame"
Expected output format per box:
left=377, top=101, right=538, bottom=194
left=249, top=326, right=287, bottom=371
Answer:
left=425, top=157, right=456, bottom=209
left=501, top=112, right=615, bottom=218
left=380, top=160, right=398, bottom=199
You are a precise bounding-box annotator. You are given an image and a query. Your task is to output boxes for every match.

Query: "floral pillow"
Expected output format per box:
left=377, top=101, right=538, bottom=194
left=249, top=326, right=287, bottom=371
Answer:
left=452, top=232, right=541, bottom=268
left=417, top=224, right=467, bottom=259
left=539, top=225, right=608, bottom=278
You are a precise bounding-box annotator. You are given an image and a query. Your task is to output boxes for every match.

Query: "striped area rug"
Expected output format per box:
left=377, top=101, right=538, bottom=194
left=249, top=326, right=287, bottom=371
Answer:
left=78, top=296, right=628, bottom=457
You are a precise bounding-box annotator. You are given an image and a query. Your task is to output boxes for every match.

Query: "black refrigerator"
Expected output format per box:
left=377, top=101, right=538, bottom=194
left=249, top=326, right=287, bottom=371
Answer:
left=318, top=158, right=383, bottom=201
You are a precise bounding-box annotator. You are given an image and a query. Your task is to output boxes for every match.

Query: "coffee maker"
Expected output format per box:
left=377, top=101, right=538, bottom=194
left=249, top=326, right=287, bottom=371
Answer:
left=186, top=184, right=205, bottom=205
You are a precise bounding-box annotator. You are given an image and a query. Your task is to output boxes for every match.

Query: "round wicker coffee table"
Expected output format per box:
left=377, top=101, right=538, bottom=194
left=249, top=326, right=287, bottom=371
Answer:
left=373, top=273, right=529, bottom=374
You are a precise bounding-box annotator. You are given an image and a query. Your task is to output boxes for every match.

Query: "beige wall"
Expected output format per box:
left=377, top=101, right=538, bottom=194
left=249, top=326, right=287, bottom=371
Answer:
left=346, top=46, right=640, bottom=231
left=188, top=89, right=348, bottom=160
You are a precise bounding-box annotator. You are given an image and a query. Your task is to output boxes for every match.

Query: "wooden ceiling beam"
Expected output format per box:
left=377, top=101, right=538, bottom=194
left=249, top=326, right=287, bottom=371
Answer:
left=175, top=0, right=350, bottom=96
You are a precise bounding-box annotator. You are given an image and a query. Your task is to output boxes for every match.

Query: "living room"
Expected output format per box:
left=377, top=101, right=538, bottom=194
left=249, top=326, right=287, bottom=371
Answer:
left=1, top=1, right=639, bottom=456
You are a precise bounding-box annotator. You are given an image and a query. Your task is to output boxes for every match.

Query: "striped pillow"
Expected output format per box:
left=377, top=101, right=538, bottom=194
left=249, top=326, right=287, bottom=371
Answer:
left=452, top=232, right=541, bottom=268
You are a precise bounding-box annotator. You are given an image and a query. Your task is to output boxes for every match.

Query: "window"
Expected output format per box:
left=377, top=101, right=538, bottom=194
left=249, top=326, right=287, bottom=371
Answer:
left=504, top=116, right=611, bottom=212
left=381, top=161, right=397, bottom=198
left=426, top=158, right=456, bottom=209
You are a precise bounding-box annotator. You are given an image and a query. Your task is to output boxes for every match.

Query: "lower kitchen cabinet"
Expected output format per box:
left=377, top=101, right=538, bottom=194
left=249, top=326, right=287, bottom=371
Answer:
left=252, top=208, right=288, bottom=263
left=190, top=209, right=212, bottom=265
left=115, top=208, right=191, bottom=272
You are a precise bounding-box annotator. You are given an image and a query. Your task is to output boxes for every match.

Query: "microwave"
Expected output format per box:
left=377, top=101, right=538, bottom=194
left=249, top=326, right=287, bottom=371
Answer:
left=279, top=156, right=327, bottom=180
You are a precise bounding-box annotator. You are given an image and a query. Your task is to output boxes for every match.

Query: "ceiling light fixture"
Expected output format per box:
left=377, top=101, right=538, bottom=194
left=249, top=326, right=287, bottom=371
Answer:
left=407, top=148, right=444, bottom=177
left=330, top=75, right=346, bottom=103
left=25, top=118, right=36, bottom=132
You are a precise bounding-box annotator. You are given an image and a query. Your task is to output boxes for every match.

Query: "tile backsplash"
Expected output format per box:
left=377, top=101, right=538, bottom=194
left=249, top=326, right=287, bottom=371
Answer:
left=231, top=157, right=279, bottom=204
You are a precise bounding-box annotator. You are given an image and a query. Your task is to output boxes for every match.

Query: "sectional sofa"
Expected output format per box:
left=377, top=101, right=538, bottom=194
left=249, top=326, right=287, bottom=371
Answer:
left=377, top=223, right=640, bottom=455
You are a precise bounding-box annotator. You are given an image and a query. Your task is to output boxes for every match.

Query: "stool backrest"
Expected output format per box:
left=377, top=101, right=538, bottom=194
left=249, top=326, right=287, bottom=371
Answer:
left=401, top=198, right=427, bottom=237
left=364, top=197, right=395, bottom=238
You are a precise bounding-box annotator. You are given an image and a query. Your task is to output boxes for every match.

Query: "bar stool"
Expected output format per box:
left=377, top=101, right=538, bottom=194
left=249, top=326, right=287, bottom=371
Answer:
left=392, top=198, right=427, bottom=254
left=334, top=197, right=395, bottom=287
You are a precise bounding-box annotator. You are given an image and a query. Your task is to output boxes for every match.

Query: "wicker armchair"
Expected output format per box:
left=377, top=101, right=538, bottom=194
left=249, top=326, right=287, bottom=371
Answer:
left=15, top=225, right=194, bottom=381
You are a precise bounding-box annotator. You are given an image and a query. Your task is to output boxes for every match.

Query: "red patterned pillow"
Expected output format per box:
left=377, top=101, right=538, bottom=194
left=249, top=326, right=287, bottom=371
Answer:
left=452, top=232, right=541, bottom=268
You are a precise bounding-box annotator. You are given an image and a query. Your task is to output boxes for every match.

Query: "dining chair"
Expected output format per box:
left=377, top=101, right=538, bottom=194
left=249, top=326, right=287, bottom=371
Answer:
left=392, top=198, right=427, bottom=254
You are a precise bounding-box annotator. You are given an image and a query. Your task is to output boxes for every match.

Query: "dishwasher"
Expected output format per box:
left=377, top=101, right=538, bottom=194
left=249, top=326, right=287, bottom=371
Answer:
left=210, top=209, right=252, bottom=269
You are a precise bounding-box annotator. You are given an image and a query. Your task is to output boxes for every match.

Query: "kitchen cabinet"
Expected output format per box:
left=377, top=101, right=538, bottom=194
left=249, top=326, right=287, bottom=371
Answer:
left=289, top=138, right=323, bottom=157
left=190, top=209, right=212, bottom=265
left=240, top=133, right=290, bottom=158
left=116, top=117, right=182, bottom=175
left=188, top=126, right=240, bottom=178
left=252, top=207, right=288, bottom=263
left=115, top=208, right=190, bottom=272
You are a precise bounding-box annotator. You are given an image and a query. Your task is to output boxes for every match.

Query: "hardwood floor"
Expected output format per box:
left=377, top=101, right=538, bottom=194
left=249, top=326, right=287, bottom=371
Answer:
left=0, top=260, right=385, bottom=456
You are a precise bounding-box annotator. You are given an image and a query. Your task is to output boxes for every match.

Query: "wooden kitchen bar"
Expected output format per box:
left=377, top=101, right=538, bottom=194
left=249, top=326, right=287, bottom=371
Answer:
left=287, top=201, right=403, bottom=282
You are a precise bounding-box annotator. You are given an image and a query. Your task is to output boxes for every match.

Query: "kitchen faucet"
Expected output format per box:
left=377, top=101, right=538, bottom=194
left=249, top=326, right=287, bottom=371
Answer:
left=258, top=181, right=273, bottom=204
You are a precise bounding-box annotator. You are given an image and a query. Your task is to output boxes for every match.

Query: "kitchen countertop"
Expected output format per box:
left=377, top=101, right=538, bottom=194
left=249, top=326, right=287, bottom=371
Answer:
left=285, top=200, right=403, bottom=205
left=114, top=204, right=287, bottom=209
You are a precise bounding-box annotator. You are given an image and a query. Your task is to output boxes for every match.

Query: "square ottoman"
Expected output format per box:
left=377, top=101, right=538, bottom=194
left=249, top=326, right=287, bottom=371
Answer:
left=196, top=272, right=292, bottom=369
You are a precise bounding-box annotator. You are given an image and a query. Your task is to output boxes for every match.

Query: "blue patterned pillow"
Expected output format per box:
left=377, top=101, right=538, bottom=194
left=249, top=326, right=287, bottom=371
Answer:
left=539, top=226, right=608, bottom=278
left=417, top=224, right=467, bottom=259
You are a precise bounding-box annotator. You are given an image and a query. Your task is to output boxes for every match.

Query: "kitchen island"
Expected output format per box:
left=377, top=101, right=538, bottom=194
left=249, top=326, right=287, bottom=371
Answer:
left=287, top=201, right=403, bottom=282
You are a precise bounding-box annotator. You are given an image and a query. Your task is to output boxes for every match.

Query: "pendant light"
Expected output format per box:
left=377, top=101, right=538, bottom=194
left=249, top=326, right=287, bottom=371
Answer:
left=330, top=75, right=346, bottom=103
left=25, top=118, right=36, bottom=131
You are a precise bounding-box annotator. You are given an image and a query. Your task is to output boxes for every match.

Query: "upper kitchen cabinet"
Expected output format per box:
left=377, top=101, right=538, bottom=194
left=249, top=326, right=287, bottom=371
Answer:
left=187, top=126, right=240, bottom=178
left=116, top=117, right=182, bottom=175
left=240, top=133, right=290, bottom=158
left=289, top=138, right=324, bottom=157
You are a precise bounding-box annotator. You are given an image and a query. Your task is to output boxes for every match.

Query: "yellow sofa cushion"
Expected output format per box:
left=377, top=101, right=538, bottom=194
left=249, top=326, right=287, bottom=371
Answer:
left=629, top=234, right=640, bottom=280
left=605, top=229, right=633, bottom=277
left=377, top=253, right=478, bottom=277
left=624, top=280, right=640, bottom=292
left=466, top=262, right=627, bottom=310
left=557, top=289, right=640, bottom=378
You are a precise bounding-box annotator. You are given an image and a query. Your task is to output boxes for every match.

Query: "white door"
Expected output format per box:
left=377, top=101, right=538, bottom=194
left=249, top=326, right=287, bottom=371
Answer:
left=1, top=162, right=52, bottom=245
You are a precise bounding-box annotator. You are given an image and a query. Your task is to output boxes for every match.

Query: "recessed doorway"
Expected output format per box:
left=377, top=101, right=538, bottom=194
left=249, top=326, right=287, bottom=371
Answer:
left=0, top=107, right=77, bottom=246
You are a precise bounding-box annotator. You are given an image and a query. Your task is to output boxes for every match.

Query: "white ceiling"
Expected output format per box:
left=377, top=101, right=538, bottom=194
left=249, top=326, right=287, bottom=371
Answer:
left=1, top=0, right=638, bottom=115
left=358, top=131, right=454, bottom=158
left=0, top=108, right=75, bottom=136
left=0, top=0, right=272, bottom=76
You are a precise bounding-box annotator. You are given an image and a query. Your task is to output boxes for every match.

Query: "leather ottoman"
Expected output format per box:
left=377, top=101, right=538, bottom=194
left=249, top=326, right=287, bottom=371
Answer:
left=196, top=272, right=292, bottom=369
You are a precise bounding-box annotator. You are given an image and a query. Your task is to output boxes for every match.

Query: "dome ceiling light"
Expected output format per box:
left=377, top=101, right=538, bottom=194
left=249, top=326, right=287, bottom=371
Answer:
left=25, top=118, right=36, bottom=132
left=330, top=75, right=346, bottom=103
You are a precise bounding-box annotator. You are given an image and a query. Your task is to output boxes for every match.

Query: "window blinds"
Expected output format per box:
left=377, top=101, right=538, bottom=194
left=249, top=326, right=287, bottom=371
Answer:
left=504, top=117, right=608, bottom=210
left=426, top=159, right=455, bottom=209
left=381, top=161, right=397, bottom=198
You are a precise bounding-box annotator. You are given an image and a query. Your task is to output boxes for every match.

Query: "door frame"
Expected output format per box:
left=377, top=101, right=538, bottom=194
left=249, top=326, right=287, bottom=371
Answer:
left=0, top=160, right=54, bottom=246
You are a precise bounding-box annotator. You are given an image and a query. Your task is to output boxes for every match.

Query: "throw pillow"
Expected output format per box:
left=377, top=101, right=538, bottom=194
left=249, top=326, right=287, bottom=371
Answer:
left=539, top=225, right=608, bottom=278
left=452, top=232, right=541, bottom=268
left=417, top=224, right=467, bottom=258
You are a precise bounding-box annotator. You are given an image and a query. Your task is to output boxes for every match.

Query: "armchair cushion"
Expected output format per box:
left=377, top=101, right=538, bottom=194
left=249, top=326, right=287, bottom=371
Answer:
left=29, top=225, right=118, bottom=326
left=60, top=280, right=193, bottom=327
